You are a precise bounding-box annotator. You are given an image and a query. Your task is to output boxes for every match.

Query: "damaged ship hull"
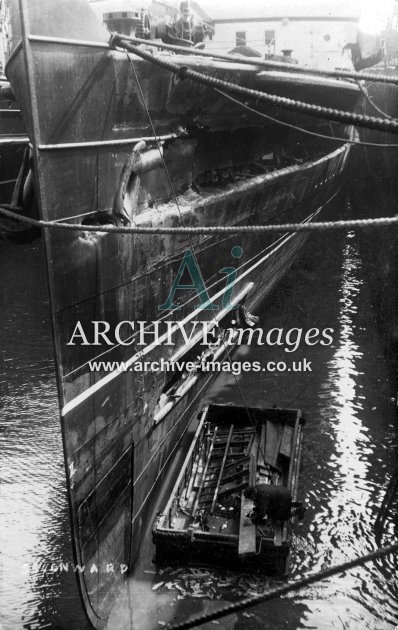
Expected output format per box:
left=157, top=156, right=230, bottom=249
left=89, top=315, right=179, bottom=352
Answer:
left=5, top=0, right=356, bottom=626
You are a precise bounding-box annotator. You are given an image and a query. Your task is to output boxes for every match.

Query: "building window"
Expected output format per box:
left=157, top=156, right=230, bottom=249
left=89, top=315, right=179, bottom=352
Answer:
left=236, top=31, right=246, bottom=46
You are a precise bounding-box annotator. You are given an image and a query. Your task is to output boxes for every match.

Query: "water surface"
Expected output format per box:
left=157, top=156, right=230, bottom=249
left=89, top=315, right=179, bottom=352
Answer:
left=0, top=186, right=397, bottom=629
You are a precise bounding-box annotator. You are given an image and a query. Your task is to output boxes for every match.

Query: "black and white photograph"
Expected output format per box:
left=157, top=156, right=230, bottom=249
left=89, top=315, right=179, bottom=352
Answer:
left=0, top=0, right=397, bottom=628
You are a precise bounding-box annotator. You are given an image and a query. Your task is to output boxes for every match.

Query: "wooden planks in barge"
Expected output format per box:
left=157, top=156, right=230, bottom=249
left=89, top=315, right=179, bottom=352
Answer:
left=153, top=404, right=305, bottom=575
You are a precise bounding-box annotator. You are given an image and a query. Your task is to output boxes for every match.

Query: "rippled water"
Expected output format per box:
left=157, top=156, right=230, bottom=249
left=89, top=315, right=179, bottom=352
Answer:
left=0, top=186, right=397, bottom=629
left=0, top=242, right=88, bottom=630
left=207, top=225, right=398, bottom=629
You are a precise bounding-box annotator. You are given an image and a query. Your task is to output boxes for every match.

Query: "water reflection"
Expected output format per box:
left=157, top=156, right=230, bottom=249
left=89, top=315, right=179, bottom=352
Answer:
left=290, top=235, right=396, bottom=629
left=0, top=239, right=88, bottom=630
left=208, top=225, right=398, bottom=629
left=0, top=188, right=397, bottom=629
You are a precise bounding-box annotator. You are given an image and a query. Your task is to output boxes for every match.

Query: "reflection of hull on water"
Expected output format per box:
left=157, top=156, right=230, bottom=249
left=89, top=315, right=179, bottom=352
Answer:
left=354, top=65, right=398, bottom=390
left=5, top=0, right=357, bottom=627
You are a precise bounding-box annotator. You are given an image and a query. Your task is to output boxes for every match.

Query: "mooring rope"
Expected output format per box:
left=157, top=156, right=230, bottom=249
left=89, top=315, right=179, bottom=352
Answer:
left=109, top=36, right=398, bottom=135
left=213, top=87, right=398, bottom=148
left=355, top=80, right=394, bottom=120
left=1, top=205, right=398, bottom=234
left=112, top=34, right=398, bottom=87
left=165, top=542, right=398, bottom=630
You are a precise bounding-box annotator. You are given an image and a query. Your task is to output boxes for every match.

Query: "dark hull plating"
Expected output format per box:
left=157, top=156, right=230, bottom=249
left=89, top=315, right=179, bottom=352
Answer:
left=355, top=66, right=398, bottom=392
left=0, top=80, right=27, bottom=210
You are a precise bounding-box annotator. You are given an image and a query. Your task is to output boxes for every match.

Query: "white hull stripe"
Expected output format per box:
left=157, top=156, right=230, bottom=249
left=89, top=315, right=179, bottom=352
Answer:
left=61, top=226, right=301, bottom=416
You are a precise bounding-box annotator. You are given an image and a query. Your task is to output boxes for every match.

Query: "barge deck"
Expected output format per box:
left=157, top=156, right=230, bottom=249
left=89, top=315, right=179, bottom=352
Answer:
left=153, top=403, right=305, bottom=575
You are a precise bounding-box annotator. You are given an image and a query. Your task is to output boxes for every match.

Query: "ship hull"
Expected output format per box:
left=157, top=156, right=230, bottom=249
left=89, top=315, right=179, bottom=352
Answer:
left=0, top=80, right=27, bottom=214
left=32, top=143, right=349, bottom=628
left=5, top=0, right=355, bottom=626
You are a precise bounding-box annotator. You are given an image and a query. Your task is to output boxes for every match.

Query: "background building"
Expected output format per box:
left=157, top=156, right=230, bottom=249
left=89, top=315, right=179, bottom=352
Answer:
left=203, top=0, right=361, bottom=69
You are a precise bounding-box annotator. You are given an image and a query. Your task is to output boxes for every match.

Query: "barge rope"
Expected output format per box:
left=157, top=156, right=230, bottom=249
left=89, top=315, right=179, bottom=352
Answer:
left=112, top=34, right=398, bottom=87
left=165, top=542, right=398, bottom=629
left=1, top=205, right=398, bottom=234
left=109, top=36, right=398, bottom=135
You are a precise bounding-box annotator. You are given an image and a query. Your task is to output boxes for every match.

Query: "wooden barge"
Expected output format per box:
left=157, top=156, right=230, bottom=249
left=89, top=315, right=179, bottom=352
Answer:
left=153, top=404, right=304, bottom=575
